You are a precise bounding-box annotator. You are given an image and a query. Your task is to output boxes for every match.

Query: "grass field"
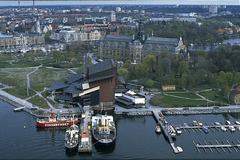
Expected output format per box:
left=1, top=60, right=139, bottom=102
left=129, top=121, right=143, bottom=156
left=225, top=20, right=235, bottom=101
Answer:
left=150, top=94, right=210, bottom=107
left=150, top=89, right=227, bottom=107
left=28, top=95, right=50, bottom=109
left=165, top=92, right=201, bottom=99
left=198, top=90, right=229, bottom=105
left=0, top=68, right=36, bottom=98
left=0, top=66, right=72, bottom=108
left=30, top=67, right=70, bottom=91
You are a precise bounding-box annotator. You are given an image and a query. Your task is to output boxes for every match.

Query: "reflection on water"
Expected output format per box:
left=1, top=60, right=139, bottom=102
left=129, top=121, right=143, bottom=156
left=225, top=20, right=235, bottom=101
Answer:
left=65, top=149, right=78, bottom=157
left=229, top=112, right=240, bottom=119
left=94, top=141, right=116, bottom=154
left=36, top=127, right=67, bottom=133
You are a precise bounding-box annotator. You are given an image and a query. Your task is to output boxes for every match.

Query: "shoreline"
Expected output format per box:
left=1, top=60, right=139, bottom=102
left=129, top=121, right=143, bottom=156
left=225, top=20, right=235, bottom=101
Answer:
left=0, top=90, right=49, bottom=117
left=0, top=89, right=82, bottom=117
left=1, top=88, right=240, bottom=118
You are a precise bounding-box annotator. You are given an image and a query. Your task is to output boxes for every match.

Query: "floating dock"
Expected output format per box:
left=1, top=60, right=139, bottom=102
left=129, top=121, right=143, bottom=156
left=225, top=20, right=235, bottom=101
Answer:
left=194, top=140, right=240, bottom=153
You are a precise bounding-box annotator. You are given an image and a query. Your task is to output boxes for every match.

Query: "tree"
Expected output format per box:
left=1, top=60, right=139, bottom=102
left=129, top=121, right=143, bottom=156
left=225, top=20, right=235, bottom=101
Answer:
left=178, top=60, right=189, bottom=76
left=144, top=79, right=155, bottom=88
left=117, top=68, right=129, bottom=79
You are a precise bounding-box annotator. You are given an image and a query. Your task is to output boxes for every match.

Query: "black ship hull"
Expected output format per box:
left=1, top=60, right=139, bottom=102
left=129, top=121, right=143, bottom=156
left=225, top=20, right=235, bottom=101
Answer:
left=93, top=138, right=116, bottom=153
left=92, top=135, right=116, bottom=145
left=65, top=144, right=78, bottom=152
left=92, top=129, right=116, bottom=145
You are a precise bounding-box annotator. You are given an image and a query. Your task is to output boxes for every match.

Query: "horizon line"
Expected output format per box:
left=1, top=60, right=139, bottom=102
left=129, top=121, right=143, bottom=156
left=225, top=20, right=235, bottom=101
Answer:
left=0, top=0, right=239, bottom=6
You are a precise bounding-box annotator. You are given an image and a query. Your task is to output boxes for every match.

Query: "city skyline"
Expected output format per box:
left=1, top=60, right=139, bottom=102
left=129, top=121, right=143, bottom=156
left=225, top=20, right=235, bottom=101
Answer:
left=0, top=0, right=239, bottom=6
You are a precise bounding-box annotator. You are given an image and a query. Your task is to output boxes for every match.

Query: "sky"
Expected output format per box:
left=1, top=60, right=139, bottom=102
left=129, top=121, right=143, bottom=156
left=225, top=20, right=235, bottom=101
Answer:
left=0, top=0, right=239, bottom=6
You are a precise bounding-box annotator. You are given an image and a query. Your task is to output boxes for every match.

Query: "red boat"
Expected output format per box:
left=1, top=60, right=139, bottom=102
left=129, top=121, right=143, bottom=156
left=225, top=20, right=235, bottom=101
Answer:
left=36, top=112, right=80, bottom=128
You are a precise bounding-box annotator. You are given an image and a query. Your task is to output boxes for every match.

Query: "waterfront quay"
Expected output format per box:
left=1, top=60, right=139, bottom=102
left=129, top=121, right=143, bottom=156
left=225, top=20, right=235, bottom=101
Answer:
left=162, top=105, right=240, bottom=115
left=115, top=105, right=240, bottom=116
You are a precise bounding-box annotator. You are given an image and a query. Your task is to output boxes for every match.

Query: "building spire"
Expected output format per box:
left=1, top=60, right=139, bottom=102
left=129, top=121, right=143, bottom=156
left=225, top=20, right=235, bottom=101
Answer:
left=18, top=0, right=20, bottom=9
left=33, top=0, right=35, bottom=10
left=136, top=19, right=146, bottom=44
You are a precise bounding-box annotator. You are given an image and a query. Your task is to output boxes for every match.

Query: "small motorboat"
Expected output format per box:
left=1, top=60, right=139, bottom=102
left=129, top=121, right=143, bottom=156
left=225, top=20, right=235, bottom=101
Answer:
left=236, top=126, right=240, bottom=131
left=235, top=121, right=240, bottom=125
left=155, top=125, right=161, bottom=134
left=226, top=120, right=231, bottom=125
left=220, top=126, right=227, bottom=132
left=202, top=126, right=209, bottom=134
left=176, top=129, right=182, bottom=135
left=229, top=126, right=235, bottom=132
left=13, top=107, right=25, bottom=112
left=193, top=120, right=198, bottom=126
left=197, top=122, right=203, bottom=126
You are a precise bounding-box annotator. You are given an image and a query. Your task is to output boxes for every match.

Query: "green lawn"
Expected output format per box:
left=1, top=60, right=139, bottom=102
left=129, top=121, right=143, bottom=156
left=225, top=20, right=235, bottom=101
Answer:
left=30, top=67, right=70, bottom=91
left=150, top=89, right=229, bottom=107
left=28, top=95, right=49, bottom=109
left=0, top=68, right=35, bottom=98
left=0, top=67, right=71, bottom=107
left=198, top=90, right=229, bottom=105
left=150, top=94, right=212, bottom=107
left=165, top=92, right=201, bottom=99
left=4, top=87, right=35, bottom=99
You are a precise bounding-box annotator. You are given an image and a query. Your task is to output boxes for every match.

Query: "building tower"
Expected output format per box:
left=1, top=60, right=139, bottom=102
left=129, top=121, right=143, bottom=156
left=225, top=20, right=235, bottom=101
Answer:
left=33, top=0, right=35, bottom=10
left=116, top=7, right=121, bottom=12
left=110, top=11, right=116, bottom=22
left=135, top=20, right=146, bottom=43
left=18, top=0, right=20, bottom=9
left=35, top=18, right=41, bottom=34
left=209, top=5, right=218, bottom=15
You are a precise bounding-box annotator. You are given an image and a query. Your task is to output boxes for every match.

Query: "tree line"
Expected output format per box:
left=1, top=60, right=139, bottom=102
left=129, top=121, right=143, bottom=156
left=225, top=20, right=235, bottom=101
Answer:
left=118, top=45, right=240, bottom=100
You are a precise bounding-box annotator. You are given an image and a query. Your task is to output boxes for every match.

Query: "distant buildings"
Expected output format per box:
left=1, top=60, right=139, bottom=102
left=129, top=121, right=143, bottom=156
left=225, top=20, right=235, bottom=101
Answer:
left=116, top=7, right=122, bottom=12
left=230, top=85, right=240, bottom=105
left=149, top=12, right=197, bottom=23
left=0, top=32, right=45, bottom=49
left=98, top=21, right=186, bottom=64
left=209, top=5, right=218, bottom=15
left=223, top=38, right=240, bottom=46
left=50, top=26, right=101, bottom=43
left=162, top=85, right=176, bottom=91
left=49, top=59, right=117, bottom=112
left=110, top=11, right=116, bottom=22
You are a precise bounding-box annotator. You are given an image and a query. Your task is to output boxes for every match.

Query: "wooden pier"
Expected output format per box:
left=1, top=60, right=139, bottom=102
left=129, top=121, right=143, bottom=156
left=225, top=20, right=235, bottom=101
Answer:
left=152, top=111, right=183, bottom=154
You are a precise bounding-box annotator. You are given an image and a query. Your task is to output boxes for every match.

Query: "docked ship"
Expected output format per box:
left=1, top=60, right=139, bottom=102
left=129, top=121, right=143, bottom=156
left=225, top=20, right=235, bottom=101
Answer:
left=92, top=115, right=116, bottom=145
left=65, top=124, right=79, bottom=151
left=36, top=112, right=80, bottom=128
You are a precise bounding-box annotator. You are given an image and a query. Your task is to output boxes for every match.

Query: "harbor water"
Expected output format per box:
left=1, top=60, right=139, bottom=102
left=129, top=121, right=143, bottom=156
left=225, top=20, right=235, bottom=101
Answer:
left=1, top=101, right=240, bottom=159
